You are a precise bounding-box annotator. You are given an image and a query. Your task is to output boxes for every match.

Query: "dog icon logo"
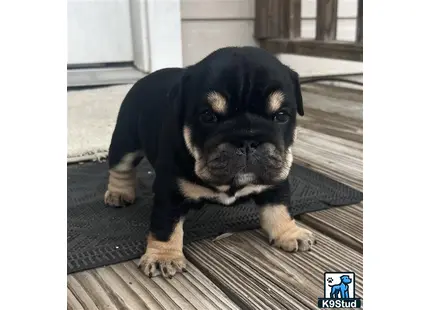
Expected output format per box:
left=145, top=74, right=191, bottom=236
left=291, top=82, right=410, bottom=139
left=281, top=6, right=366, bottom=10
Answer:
left=328, top=274, right=352, bottom=299
left=317, top=272, right=362, bottom=308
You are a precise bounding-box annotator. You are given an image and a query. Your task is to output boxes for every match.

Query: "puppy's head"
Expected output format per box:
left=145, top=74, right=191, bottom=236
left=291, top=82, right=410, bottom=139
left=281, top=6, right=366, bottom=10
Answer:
left=340, top=275, right=352, bottom=284
left=177, top=47, right=304, bottom=186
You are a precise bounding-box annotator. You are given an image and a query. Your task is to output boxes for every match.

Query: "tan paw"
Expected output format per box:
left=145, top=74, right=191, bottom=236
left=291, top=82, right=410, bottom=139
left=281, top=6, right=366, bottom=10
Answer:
left=138, top=252, right=187, bottom=278
left=271, top=226, right=316, bottom=252
left=104, top=190, right=135, bottom=207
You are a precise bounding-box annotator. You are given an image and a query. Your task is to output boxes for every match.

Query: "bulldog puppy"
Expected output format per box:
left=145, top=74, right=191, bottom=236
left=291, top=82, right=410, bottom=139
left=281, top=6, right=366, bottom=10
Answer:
left=104, top=46, right=315, bottom=278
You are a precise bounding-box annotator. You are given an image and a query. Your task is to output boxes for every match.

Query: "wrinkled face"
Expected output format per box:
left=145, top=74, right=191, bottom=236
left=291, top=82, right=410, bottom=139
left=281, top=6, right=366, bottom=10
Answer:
left=180, top=47, right=303, bottom=187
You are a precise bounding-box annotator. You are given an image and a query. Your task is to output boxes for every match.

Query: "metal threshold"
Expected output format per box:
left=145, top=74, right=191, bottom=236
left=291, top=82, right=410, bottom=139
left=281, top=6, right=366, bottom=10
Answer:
left=67, top=66, right=146, bottom=88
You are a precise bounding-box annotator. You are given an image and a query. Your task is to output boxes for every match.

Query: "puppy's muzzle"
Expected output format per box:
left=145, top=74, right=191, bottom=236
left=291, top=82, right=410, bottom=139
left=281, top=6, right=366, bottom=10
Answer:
left=204, top=140, right=285, bottom=185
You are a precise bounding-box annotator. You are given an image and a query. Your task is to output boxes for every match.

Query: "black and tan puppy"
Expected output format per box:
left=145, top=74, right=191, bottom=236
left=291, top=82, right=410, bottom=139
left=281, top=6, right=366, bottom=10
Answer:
left=104, top=46, right=315, bottom=278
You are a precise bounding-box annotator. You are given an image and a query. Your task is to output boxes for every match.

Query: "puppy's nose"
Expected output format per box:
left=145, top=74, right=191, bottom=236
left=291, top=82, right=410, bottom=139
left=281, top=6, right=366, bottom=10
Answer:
left=238, top=140, right=260, bottom=155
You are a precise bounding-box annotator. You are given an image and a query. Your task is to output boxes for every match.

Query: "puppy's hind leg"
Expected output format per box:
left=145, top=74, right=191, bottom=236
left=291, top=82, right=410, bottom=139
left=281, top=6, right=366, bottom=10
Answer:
left=104, top=130, right=144, bottom=207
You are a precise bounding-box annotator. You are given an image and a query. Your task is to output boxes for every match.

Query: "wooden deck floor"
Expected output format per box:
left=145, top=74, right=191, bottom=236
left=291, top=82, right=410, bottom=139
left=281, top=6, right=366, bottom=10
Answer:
left=67, top=84, right=363, bottom=310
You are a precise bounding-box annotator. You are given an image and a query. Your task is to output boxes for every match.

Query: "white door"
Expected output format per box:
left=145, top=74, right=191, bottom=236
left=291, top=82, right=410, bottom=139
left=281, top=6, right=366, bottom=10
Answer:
left=67, top=0, right=134, bottom=65
left=67, top=0, right=183, bottom=87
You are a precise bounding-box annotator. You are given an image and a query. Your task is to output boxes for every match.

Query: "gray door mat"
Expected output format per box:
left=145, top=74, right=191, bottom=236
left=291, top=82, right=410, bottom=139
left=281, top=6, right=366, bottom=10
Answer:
left=67, top=160, right=363, bottom=274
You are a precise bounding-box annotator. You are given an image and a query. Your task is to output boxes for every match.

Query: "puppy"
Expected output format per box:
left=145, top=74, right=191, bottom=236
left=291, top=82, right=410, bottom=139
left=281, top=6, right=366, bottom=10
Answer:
left=104, top=46, right=315, bottom=278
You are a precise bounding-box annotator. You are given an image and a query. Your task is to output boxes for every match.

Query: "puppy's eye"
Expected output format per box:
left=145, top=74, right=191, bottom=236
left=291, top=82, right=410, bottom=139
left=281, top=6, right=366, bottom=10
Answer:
left=200, top=110, right=218, bottom=124
left=273, top=111, right=290, bottom=123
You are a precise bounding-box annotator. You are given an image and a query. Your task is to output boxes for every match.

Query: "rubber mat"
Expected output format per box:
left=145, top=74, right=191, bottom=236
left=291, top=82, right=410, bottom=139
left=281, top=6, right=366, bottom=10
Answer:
left=67, top=160, right=363, bottom=274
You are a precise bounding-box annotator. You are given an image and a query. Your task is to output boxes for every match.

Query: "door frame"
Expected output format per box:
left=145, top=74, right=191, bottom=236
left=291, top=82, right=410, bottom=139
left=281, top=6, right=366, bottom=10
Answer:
left=67, top=0, right=183, bottom=87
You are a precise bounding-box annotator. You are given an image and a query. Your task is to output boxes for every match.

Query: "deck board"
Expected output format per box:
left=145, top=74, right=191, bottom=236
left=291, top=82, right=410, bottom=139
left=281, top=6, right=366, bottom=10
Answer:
left=67, top=288, right=85, bottom=310
left=67, top=260, right=241, bottom=310
left=294, top=128, right=362, bottom=191
left=184, top=226, right=362, bottom=310
left=68, top=275, right=100, bottom=309
left=298, top=203, right=363, bottom=252
left=299, top=84, right=362, bottom=145
left=292, top=87, right=363, bottom=250
left=301, top=89, right=363, bottom=121
left=299, top=108, right=362, bottom=143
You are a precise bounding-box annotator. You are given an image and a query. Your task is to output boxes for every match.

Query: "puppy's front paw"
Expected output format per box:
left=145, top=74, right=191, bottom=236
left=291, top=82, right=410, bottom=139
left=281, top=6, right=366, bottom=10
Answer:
left=271, top=226, right=316, bottom=252
left=104, top=190, right=135, bottom=208
left=138, top=251, right=187, bottom=278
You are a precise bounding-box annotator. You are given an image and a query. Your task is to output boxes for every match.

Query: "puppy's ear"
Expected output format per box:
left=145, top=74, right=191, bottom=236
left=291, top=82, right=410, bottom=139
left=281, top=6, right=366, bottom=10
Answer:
left=168, top=70, right=191, bottom=125
left=288, top=68, right=304, bottom=116
left=166, top=70, right=192, bottom=151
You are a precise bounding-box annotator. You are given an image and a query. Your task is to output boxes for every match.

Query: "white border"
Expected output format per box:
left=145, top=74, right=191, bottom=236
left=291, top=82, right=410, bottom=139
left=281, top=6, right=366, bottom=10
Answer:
left=364, top=1, right=430, bottom=309
left=3, top=0, right=430, bottom=309
left=1, top=0, right=66, bottom=308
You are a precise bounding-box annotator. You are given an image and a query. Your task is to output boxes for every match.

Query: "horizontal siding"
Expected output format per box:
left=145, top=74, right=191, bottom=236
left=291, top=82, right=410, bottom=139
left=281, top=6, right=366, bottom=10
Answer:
left=181, top=0, right=255, bottom=19
left=181, top=20, right=257, bottom=66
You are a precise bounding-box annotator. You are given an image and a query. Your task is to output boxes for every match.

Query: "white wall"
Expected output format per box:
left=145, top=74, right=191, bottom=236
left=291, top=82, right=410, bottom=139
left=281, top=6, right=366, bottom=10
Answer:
left=180, top=0, right=362, bottom=78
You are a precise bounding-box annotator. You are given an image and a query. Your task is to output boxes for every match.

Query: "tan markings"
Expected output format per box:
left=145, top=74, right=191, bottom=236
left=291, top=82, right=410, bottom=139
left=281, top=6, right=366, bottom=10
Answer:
left=292, top=127, right=298, bottom=142
left=194, top=160, right=212, bottom=182
left=183, top=126, right=227, bottom=183
left=267, top=90, right=285, bottom=113
left=286, top=146, right=293, bottom=168
left=216, top=185, right=230, bottom=192
left=104, top=152, right=140, bottom=207
left=260, top=204, right=316, bottom=252
left=138, top=219, right=186, bottom=278
left=274, top=146, right=294, bottom=182
left=104, top=169, right=137, bottom=206
left=183, top=126, right=200, bottom=160
left=207, top=91, right=227, bottom=114
left=235, top=184, right=271, bottom=198
left=183, top=126, right=212, bottom=181
left=114, top=151, right=140, bottom=172
left=260, top=204, right=295, bottom=240
left=178, top=178, right=271, bottom=205
left=178, top=179, right=216, bottom=200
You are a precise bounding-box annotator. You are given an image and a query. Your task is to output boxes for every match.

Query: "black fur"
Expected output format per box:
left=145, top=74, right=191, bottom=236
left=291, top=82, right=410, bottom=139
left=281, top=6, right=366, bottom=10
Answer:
left=107, top=46, right=304, bottom=241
